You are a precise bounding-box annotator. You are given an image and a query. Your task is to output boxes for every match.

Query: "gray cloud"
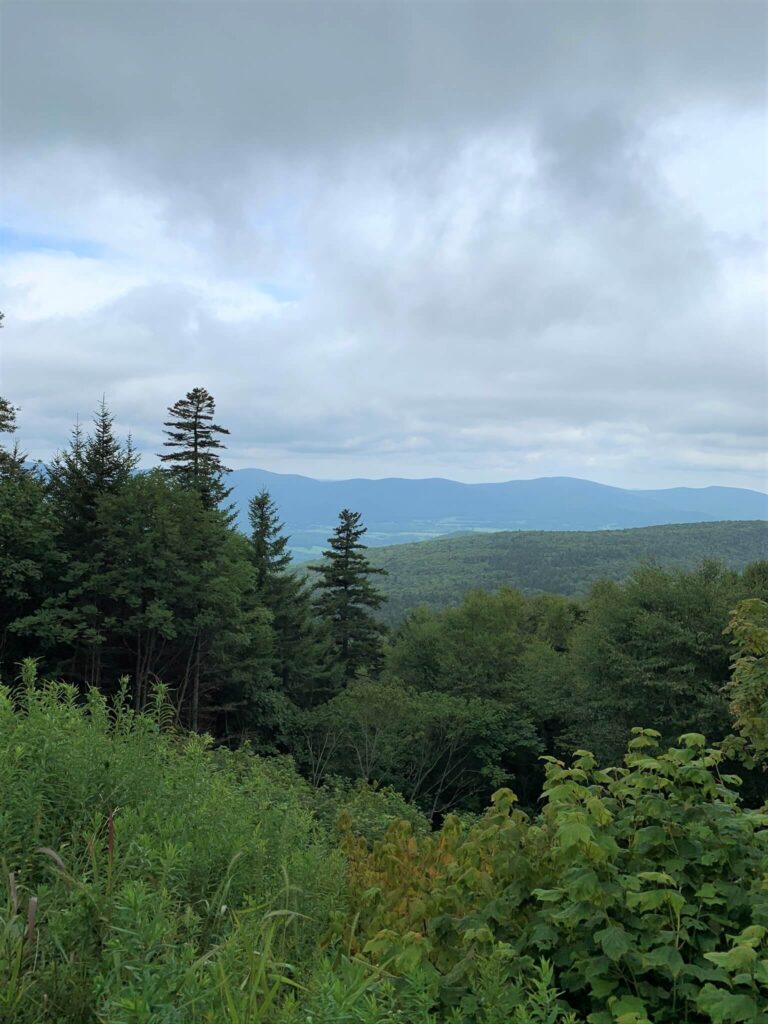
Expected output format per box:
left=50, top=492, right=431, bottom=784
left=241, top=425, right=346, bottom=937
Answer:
left=0, top=0, right=766, bottom=490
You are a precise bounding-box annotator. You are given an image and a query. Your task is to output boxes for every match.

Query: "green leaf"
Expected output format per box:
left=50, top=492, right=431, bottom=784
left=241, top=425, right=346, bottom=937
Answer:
left=609, top=993, right=652, bottom=1023
left=643, top=943, right=685, bottom=978
left=696, top=985, right=760, bottom=1023
left=637, top=870, right=675, bottom=885
left=532, top=887, right=564, bottom=902
left=595, top=925, right=632, bottom=962
left=557, top=821, right=593, bottom=848
left=705, top=945, right=758, bottom=971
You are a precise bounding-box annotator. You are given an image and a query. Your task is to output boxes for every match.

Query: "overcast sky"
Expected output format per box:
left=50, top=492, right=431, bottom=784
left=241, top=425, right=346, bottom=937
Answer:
left=1, top=0, right=766, bottom=489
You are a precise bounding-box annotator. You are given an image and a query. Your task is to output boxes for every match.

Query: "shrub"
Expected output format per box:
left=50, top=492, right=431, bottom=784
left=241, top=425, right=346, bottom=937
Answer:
left=342, top=731, right=768, bottom=1023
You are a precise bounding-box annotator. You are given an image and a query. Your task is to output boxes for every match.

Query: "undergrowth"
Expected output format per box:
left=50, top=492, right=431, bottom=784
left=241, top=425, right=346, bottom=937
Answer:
left=1, top=663, right=766, bottom=1022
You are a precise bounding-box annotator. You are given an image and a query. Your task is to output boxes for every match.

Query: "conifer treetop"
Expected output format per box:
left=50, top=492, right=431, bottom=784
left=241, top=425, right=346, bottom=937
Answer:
left=159, top=386, right=232, bottom=511
left=249, top=489, right=292, bottom=592
left=310, top=508, right=387, bottom=681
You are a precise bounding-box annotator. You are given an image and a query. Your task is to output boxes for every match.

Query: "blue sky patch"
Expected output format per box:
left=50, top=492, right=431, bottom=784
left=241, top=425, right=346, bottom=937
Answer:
left=0, top=225, right=105, bottom=259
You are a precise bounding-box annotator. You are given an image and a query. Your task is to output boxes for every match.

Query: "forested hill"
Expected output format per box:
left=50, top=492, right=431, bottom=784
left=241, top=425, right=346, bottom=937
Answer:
left=229, top=468, right=768, bottom=558
left=368, top=519, right=768, bottom=623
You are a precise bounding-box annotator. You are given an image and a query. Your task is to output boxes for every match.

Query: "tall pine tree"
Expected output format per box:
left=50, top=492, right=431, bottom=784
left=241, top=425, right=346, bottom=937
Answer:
left=248, top=489, right=334, bottom=706
left=310, top=509, right=387, bottom=683
left=160, top=387, right=232, bottom=511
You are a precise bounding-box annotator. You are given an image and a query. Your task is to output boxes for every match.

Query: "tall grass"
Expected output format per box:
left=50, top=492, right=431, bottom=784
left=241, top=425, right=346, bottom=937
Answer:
left=0, top=664, right=344, bottom=1022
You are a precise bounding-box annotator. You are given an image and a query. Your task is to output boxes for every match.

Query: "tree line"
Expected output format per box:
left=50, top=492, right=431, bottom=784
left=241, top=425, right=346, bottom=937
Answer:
left=2, top=385, right=767, bottom=812
left=0, top=388, right=387, bottom=732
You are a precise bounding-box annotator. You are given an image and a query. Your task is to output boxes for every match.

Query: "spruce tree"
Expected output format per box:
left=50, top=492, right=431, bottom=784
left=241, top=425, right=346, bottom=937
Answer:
left=160, top=387, right=232, bottom=511
left=0, top=395, right=17, bottom=436
left=249, top=489, right=334, bottom=706
left=84, top=398, right=137, bottom=495
left=47, top=401, right=138, bottom=550
left=23, top=400, right=137, bottom=684
left=249, top=490, right=292, bottom=594
left=310, top=509, right=387, bottom=682
left=0, top=396, right=26, bottom=475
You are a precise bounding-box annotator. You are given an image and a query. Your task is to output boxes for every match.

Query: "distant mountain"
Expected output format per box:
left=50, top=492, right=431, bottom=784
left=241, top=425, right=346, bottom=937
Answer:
left=367, top=521, right=768, bottom=624
left=228, top=469, right=768, bottom=559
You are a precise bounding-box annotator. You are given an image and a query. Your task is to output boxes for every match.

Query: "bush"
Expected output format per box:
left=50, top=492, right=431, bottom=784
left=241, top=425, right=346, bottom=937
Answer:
left=341, top=730, right=768, bottom=1023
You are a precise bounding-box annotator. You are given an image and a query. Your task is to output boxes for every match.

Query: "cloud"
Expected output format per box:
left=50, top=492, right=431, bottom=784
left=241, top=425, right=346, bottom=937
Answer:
left=0, top=0, right=766, bottom=491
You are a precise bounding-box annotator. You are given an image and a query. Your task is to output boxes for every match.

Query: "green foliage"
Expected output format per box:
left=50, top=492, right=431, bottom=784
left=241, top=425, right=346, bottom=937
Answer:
left=0, top=394, right=16, bottom=437
left=724, top=598, right=768, bottom=765
left=249, top=489, right=334, bottom=709
left=341, top=732, right=768, bottom=1023
left=311, top=509, right=388, bottom=683
left=567, top=562, right=749, bottom=763
left=313, top=777, right=430, bottom=842
left=0, top=392, right=27, bottom=476
left=2, top=385, right=768, bottom=1022
left=160, top=386, right=232, bottom=512
left=0, top=671, right=344, bottom=1023
left=0, top=467, right=60, bottom=672
left=298, top=678, right=536, bottom=814
left=47, top=400, right=139, bottom=551
left=3, top=660, right=768, bottom=1022
left=388, top=588, right=529, bottom=700
left=15, top=402, right=139, bottom=686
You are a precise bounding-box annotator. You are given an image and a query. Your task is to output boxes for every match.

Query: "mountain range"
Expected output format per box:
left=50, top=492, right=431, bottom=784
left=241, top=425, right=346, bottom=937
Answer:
left=228, top=469, right=768, bottom=560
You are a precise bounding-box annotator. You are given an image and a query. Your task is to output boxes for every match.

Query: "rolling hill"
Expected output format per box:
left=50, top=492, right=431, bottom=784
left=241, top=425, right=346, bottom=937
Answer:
left=365, top=520, right=768, bottom=623
left=229, top=468, right=768, bottom=559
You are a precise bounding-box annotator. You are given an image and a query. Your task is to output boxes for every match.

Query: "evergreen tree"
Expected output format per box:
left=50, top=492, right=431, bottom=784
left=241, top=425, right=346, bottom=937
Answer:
left=83, top=397, right=137, bottom=495
left=93, top=472, right=274, bottom=727
left=310, top=509, right=387, bottom=683
left=248, top=489, right=334, bottom=706
left=46, top=420, right=89, bottom=551
left=0, top=395, right=17, bottom=436
left=160, top=387, right=232, bottom=511
left=249, top=489, right=291, bottom=593
left=20, top=400, right=137, bottom=684
left=0, top=460, right=60, bottom=676
left=0, top=394, right=26, bottom=475
left=47, top=400, right=138, bottom=548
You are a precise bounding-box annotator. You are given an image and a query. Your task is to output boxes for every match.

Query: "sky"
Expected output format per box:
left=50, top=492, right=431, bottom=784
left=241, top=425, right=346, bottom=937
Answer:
left=1, top=0, right=766, bottom=490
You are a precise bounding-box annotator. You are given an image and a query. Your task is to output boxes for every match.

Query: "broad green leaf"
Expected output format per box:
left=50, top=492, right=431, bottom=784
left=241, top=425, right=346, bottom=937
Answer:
left=595, top=925, right=632, bottom=962
left=696, top=985, right=760, bottom=1023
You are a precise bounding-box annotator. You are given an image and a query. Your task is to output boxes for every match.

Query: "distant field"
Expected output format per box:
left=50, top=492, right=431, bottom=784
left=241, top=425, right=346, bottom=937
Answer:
left=366, top=520, right=768, bottom=623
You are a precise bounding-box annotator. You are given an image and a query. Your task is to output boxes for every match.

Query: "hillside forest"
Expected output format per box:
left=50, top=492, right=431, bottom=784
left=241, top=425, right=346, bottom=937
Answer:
left=2, top=387, right=768, bottom=1023
left=367, top=521, right=768, bottom=624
